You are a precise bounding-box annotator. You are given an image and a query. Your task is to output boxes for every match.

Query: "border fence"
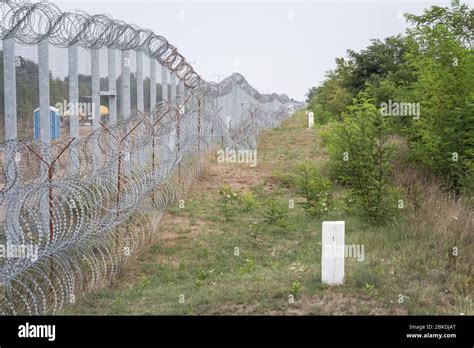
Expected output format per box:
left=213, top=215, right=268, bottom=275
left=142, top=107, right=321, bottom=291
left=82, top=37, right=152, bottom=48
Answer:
left=0, top=0, right=302, bottom=314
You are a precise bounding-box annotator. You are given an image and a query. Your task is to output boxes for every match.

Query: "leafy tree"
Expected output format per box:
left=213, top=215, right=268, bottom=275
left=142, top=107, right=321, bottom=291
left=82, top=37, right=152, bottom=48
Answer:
left=404, top=1, right=474, bottom=194
left=343, top=35, right=412, bottom=95
left=305, top=86, right=318, bottom=103
left=322, top=93, right=397, bottom=222
left=308, top=70, right=352, bottom=123
left=405, top=0, right=473, bottom=48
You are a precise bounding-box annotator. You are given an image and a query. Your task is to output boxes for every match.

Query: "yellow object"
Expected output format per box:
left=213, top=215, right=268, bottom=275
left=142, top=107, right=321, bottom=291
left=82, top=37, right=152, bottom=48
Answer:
left=100, top=105, right=109, bottom=116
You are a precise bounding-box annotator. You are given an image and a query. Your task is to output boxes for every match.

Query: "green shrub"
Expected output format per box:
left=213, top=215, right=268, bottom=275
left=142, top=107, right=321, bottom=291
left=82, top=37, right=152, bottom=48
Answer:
left=290, top=281, right=302, bottom=296
left=292, top=162, right=332, bottom=218
left=239, top=191, right=258, bottom=212
left=321, top=93, right=397, bottom=223
left=260, top=198, right=288, bottom=228
left=272, top=170, right=293, bottom=188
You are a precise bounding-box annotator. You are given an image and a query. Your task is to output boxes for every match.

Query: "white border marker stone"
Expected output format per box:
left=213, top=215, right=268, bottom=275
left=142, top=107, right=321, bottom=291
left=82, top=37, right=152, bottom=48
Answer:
left=308, top=111, right=314, bottom=128
left=321, top=221, right=345, bottom=285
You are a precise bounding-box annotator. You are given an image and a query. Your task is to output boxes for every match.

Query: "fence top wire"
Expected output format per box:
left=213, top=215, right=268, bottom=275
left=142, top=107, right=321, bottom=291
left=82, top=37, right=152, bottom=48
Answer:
left=0, top=0, right=295, bottom=104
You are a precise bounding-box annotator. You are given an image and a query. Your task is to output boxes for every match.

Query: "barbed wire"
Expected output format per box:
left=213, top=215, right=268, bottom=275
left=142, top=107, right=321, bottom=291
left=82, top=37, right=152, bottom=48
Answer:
left=0, top=0, right=295, bottom=103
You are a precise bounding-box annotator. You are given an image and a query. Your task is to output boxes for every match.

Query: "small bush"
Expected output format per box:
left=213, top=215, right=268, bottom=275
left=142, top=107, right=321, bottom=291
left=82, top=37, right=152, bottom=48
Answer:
left=272, top=170, right=293, bottom=188
left=240, top=191, right=258, bottom=212
left=218, top=185, right=239, bottom=222
left=292, top=162, right=332, bottom=218
left=290, top=281, right=301, bottom=296
left=260, top=198, right=288, bottom=228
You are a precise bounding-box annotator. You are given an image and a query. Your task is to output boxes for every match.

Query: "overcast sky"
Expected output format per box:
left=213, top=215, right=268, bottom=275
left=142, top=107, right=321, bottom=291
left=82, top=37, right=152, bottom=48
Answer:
left=53, top=0, right=455, bottom=101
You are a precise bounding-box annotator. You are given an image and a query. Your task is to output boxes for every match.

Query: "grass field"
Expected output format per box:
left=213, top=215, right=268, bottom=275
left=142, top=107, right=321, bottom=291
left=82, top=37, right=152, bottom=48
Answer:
left=64, top=110, right=472, bottom=315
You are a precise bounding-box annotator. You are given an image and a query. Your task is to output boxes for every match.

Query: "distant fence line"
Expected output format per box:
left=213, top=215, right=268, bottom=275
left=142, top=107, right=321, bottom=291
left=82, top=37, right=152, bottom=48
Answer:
left=0, top=0, right=302, bottom=314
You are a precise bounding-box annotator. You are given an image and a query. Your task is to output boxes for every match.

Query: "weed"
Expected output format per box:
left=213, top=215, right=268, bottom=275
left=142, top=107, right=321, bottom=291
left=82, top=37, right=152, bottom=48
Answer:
left=218, top=184, right=239, bottom=221
left=240, top=191, right=258, bottom=212
left=290, top=281, right=301, bottom=296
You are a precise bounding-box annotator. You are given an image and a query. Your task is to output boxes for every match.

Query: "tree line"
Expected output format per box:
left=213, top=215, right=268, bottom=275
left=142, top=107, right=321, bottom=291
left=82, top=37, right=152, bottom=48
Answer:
left=306, top=0, right=473, bottom=221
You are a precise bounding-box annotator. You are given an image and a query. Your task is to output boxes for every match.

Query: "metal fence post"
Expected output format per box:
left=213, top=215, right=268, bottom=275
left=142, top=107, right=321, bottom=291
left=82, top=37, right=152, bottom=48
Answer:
left=121, top=50, right=131, bottom=120
left=136, top=51, right=144, bottom=113
left=161, top=65, right=168, bottom=103
left=150, top=58, right=156, bottom=112
left=4, top=38, right=17, bottom=142
left=3, top=37, right=18, bottom=244
left=91, top=48, right=101, bottom=168
left=68, top=44, right=79, bottom=174
left=39, top=39, right=51, bottom=145
left=108, top=48, right=117, bottom=125
left=38, top=38, right=51, bottom=241
left=170, top=71, right=176, bottom=102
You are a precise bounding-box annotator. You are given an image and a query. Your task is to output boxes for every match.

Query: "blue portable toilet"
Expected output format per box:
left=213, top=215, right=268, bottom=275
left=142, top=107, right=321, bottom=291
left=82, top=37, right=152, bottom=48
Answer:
left=34, top=107, right=60, bottom=141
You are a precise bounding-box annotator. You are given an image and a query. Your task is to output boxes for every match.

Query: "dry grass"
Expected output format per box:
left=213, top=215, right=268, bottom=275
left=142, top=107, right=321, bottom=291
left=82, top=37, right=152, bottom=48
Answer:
left=392, top=152, right=473, bottom=312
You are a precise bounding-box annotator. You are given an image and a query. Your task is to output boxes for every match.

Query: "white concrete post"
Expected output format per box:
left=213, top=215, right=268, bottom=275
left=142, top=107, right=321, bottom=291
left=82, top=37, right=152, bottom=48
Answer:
left=321, top=221, right=345, bottom=285
left=308, top=111, right=314, bottom=128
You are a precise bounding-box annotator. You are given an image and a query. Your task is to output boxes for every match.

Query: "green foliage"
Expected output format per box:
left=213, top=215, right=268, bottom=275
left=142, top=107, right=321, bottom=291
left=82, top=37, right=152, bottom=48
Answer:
left=290, top=281, right=301, bottom=296
left=239, top=191, right=258, bottom=212
left=218, top=184, right=239, bottom=222
left=308, top=103, right=333, bottom=125
left=405, top=0, right=473, bottom=48
left=260, top=198, right=288, bottom=227
left=403, top=2, right=474, bottom=194
left=308, top=70, right=352, bottom=123
left=322, top=94, right=397, bottom=222
left=363, top=283, right=376, bottom=295
left=307, top=0, right=473, bottom=196
left=238, top=258, right=255, bottom=274
left=272, top=171, right=293, bottom=188
left=343, top=35, right=413, bottom=95
left=292, top=162, right=332, bottom=218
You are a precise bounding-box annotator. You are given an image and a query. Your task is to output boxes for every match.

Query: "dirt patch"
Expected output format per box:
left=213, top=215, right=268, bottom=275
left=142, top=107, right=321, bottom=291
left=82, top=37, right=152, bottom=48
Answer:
left=158, top=214, right=207, bottom=246
left=192, top=152, right=275, bottom=194
left=287, top=291, right=408, bottom=315
left=213, top=291, right=407, bottom=315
